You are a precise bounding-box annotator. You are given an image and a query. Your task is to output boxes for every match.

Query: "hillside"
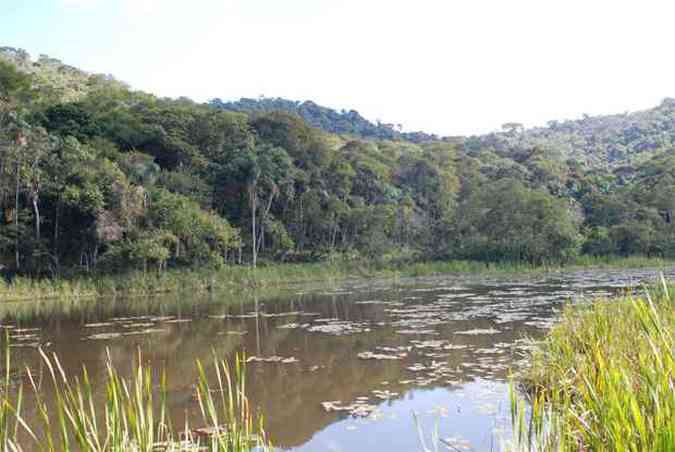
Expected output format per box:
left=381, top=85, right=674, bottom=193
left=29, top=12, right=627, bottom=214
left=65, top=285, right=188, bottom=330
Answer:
left=1, top=48, right=674, bottom=277
left=0, top=46, right=127, bottom=103
left=210, top=97, right=439, bottom=143
left=465, top=99, right=675, bottom=169
left=213, top=95, right=675, bottom=170
left=4, top=43, right=672, bottom=169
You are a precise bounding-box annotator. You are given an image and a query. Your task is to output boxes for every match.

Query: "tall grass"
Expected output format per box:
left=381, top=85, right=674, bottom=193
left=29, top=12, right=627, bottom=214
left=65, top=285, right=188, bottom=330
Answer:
left=2, top=256, right=672, bottom=303
left=0, top=341, right=269, bottom=451
left=0, top=262, right=354, bottom=303
left=1, top=335, right=24, bottom=452
left=509, top=282, right=674, bottom=451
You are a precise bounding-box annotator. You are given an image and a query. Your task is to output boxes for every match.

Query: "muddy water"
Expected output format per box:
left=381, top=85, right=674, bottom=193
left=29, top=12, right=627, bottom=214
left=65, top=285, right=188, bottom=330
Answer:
left=2, top=268, right=672, bottom=451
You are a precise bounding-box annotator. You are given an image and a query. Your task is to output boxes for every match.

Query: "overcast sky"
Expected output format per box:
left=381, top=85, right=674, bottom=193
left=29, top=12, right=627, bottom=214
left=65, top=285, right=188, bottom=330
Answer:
left=2, top=0, right=673, bottom=135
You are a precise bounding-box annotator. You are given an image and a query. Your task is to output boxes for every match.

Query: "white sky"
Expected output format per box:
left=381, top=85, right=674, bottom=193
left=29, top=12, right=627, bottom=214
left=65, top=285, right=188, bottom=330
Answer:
left=5, top=0, right=675, bottom=135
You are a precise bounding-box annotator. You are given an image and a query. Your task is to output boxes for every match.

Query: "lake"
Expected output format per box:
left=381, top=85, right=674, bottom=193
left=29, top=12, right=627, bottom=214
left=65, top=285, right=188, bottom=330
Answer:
left=2, top=267, right=672, bottom=451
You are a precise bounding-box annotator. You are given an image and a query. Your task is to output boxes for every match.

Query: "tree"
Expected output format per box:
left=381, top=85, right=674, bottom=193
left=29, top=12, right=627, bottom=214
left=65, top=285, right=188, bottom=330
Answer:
left=457, top=180, right=581, bottom=264
left=228, top=143, right=294, bottom=267
left=0, top=120, right=54, bottom=271
left=40, top=103, right=102, bottom=141
left=147, top=189, right=239, bottom=268
left=395, top=142, right=459, bottom=252
left=0, top=59, right=32, bottom=102
left=501, top=122, right=524, bottom=135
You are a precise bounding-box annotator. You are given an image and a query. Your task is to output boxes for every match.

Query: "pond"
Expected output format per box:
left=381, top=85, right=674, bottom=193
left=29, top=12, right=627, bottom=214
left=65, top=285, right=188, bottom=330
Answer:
left=2, top=267, right=672, bottom=451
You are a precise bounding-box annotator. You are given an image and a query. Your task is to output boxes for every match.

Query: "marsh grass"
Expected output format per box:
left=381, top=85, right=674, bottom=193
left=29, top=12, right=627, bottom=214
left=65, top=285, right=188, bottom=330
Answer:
left=0, top=340, right=269, bottom=451
left=1, top=337, right=24, bottom=452
left=0, top=263, right=353, bottom=303
left=509, top=281, right=674, bottom=451
left=2, top=256, right=672, bottom=304
left=401, top=255, right=675, bottom=278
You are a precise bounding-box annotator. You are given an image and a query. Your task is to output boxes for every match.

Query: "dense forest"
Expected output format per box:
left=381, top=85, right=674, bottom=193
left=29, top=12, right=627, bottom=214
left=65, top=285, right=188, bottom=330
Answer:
left=1, top=47, right=674, bottom=278
left=210, top=97, right=440, bottom=143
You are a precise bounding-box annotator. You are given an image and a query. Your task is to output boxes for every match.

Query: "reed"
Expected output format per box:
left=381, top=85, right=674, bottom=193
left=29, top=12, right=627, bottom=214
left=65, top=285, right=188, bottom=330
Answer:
left=0, top=342, right=270, bottom=451
left=1, top=336, right=23, bottom=452
left=1, top=255, right=672, bottom=303
left=509, top=281, right=674, bottom=451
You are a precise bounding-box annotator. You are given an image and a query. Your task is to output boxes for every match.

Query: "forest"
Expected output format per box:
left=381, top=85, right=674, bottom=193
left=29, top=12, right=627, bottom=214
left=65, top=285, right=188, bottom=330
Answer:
left=1, top=47, right=674, bottom=278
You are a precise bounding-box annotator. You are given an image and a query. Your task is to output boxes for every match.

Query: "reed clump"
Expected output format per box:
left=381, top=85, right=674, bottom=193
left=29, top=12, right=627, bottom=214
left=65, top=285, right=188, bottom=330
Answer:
left=510, top=282, right=674, bottom=451
left=0, top=342, right=269, bottom=451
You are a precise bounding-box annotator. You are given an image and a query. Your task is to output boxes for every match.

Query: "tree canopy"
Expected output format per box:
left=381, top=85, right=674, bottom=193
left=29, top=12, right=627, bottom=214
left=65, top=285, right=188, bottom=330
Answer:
left=1, top=47, right=674, bottom=276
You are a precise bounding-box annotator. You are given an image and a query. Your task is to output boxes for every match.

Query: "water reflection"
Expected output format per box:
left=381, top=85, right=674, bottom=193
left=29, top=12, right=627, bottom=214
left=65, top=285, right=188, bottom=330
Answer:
left=1, top=268, right=672, bottom=451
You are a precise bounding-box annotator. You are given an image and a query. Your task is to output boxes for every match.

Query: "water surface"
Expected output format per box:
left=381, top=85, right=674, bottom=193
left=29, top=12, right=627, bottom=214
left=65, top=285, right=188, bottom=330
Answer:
left=2, top=268, right=671, bottom=451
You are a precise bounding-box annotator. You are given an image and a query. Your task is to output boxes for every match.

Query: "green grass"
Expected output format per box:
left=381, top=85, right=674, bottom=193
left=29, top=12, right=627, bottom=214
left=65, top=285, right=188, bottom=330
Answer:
left=400, top=255, right=675, bottom=277
left=510, top=281, right=674, bottom=451
left=0, top=342, right=270, bottom=451
left=1, top=255, right=673, bottom=304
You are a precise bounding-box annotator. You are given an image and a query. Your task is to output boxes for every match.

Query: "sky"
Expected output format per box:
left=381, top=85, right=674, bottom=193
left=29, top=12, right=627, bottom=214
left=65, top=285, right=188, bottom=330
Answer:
left=2, top=0, right=674, bottom=136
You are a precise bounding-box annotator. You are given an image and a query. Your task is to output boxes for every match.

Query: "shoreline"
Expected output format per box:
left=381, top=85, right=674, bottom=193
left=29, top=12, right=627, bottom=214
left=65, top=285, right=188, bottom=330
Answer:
left=1, top=255, right=673, bottom=304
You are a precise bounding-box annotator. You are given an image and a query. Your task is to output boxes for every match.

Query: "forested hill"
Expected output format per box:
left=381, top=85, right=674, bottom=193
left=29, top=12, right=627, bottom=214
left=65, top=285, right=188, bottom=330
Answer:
left=0, top=46, right=128, bottom=102
left=466, top=98, right=675, bottom=169
left=214, top=96, right=675, bottom=170
left=5, top=41, right=670, bottom=168
left=210, top=97, right=440, bottom=143
left=1, top=47, right=675, bottom=278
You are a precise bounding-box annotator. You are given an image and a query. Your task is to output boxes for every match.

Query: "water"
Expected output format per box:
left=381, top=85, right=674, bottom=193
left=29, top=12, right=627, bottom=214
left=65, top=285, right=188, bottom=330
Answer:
left=2, top=268, right=672, bottom=451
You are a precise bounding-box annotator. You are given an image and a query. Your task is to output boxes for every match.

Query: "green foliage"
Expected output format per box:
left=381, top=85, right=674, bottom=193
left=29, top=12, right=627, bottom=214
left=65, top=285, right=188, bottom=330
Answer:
left=0, top=59, right=32, bottom=101
left=1, top=48, right=674, bottom=279
left=39, top=102, right=103, bottom=141
left=147, top=189, right=239, bottom=268
left=211, top=96, right=437, bottom=143
left=0, top=344, right=270, bottom=451
left=467, top=98, right=675, bottom=168
left=456, top=180, right=581, bottom=264
left=512, top=287, right=674, bottom=451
